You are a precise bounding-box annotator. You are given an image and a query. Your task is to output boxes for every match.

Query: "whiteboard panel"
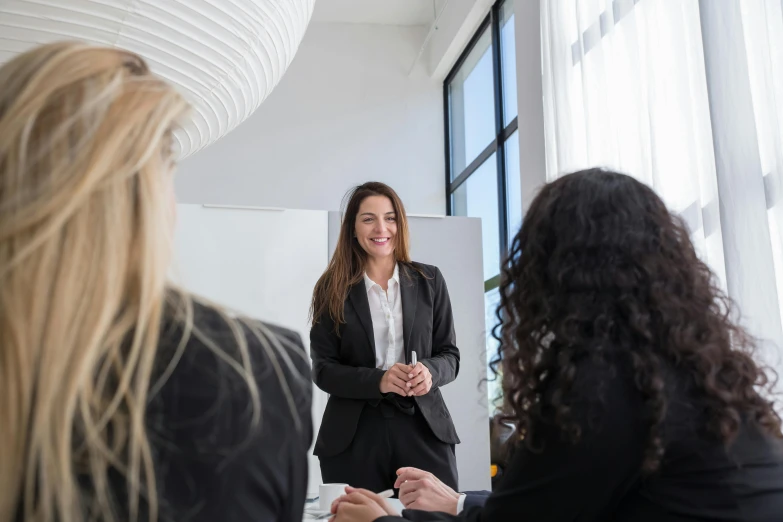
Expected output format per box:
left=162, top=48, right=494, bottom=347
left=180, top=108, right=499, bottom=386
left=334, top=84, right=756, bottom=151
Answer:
left=171, top=204, right=329, bottom=497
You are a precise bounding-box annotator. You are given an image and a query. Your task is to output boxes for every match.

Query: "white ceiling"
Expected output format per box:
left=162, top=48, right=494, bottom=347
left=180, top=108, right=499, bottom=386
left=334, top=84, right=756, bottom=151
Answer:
left=311, top=0, right=445, bottom=26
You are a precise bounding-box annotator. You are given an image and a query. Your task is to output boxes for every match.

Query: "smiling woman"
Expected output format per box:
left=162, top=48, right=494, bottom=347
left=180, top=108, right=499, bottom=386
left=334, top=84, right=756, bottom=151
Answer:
left=356, top=195, right=398, bottom=258
left=309, top=182, right=461, bottom=493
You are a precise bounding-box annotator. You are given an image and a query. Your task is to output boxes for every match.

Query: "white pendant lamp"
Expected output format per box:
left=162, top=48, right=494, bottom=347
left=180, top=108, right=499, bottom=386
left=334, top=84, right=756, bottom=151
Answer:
left=0, top=0, right=316, bottom=157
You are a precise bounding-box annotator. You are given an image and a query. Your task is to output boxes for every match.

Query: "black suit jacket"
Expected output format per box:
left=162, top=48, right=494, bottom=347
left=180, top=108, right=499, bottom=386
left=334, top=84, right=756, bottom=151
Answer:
left=117, top=299, right=313, bottom=522
left=462, top=492, right=490, bottom=511
left=396, top=493, right=489, bottom=522
left=310, top=262, right=460, bottom=457
left=382, top=353, right=783, bottom=522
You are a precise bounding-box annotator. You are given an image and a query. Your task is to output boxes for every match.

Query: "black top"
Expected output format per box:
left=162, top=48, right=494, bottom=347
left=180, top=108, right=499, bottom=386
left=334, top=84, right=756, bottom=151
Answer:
left=310, top=262, right=460, bottom=458
left=124, top=300, right=312, bottom=522
left=386, top=353, right=783, bottom=522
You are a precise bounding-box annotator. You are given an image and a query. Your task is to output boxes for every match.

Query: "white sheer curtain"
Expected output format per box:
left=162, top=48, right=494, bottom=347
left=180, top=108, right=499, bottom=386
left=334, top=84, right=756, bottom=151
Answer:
left=540, top=0, right=783, bottom=386
left=742, top=0, right=783, bottom=329
left=736, top=0, right=783, bottom=386
left=541, top=0, right=727, bottom=284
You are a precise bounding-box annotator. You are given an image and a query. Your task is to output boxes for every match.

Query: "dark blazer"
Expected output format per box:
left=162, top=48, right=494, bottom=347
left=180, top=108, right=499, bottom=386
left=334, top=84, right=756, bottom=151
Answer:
left=116, top=299, right=313, bottom=522
left=310, top=262, right=460, bottom=458
left=382, top=353, right=783, bottom=522
left=396, top=493, right=489, bottom=522
left=462, top=492, right=490, bottom=511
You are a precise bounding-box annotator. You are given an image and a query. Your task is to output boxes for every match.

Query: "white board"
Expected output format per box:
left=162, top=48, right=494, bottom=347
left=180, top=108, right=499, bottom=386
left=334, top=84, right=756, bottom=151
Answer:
left=171, top=204, right=329, bottom=497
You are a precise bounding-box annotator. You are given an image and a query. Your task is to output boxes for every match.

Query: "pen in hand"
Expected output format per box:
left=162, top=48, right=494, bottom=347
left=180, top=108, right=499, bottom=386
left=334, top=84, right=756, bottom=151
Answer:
left=408, top=351, right=418, bottom=396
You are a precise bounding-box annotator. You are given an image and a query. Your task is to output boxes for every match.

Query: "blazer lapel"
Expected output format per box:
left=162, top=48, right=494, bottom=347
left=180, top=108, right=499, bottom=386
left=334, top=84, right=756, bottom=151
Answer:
left=399, top=264, right=418, bottom=363
left=348, top=282, right=376, bottom=357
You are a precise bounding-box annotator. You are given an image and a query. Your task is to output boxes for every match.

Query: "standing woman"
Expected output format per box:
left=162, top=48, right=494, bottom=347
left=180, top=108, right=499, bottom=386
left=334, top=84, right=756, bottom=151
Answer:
left=310, top=182, right=461, bottom=492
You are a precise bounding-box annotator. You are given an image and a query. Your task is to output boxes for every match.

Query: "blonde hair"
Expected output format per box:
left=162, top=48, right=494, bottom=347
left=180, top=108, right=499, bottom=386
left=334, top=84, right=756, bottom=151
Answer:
left=0, top=42, right=262, bottom=522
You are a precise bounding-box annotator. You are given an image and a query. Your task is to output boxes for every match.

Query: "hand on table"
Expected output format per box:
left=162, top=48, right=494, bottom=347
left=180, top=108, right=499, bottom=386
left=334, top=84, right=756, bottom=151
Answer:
left=394, top=467, right=460, bottom=514
left=330, top=487, right=399, bottom=522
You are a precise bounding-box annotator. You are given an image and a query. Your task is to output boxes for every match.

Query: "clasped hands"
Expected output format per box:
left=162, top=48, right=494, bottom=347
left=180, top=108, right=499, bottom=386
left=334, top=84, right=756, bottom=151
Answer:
left=379, top=362, right=432, bottom=397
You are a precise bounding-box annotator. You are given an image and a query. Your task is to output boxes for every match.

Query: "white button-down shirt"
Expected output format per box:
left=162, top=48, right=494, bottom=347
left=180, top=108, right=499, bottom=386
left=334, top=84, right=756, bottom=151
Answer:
left=364, top=264, right=405, bottom=370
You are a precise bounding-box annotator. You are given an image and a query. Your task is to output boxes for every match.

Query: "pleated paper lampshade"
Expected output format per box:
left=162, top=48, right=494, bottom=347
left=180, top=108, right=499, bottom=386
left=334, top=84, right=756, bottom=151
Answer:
left=0, top=0, right=316, bottom=157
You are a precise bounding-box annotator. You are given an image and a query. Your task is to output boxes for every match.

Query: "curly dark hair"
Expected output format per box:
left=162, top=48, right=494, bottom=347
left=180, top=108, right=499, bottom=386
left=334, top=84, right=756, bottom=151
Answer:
left=492, top=169, right=782, bottom=473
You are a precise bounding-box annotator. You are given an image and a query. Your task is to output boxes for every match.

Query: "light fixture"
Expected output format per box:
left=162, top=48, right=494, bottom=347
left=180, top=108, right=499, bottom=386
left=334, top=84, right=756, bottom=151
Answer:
left=0, top=0, right=316, bottom=158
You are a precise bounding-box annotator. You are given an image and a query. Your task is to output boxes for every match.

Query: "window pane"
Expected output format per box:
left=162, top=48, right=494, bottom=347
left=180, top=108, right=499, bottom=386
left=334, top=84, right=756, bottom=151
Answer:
left=485, top=286, right=502, bottom=415
left=505, top=130, right=522, bottom=244
left=500, top=0, right=517, bottom=125
left=452, top=156, right=500, bottom=281
left=448, top=27, right=495, bottom=178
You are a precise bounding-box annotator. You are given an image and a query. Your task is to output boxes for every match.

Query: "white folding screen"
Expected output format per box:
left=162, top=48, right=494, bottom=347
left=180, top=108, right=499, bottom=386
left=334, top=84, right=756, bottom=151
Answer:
left=406, top=216, right=491, bottom=493
left=170, top=204, right=329, bottom=497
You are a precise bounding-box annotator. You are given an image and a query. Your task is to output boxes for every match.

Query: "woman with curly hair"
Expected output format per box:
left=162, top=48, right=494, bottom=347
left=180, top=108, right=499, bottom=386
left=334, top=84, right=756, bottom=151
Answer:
left=330, top=169, right=783, bottom=521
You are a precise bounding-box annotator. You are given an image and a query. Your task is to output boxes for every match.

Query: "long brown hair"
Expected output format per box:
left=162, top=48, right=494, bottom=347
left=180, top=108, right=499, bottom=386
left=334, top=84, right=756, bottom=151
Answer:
left=310, top=182, right=413, bottom=331
left=492, top=169, right=781, bottom=474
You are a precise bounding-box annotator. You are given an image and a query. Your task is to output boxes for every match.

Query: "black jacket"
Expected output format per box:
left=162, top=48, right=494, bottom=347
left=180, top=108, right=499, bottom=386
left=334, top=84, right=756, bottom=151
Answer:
left=462, top=492, right=490, bottom=511
left=130, top=300, right=312, bottom=521
left=384, top=353, right=783, bottom=522
left=310, top=262, right=460, bottom=457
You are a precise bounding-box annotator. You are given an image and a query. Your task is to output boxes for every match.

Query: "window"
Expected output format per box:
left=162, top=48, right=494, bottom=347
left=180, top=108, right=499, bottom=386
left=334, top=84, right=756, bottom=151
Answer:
left=444, top=0, right=518, bottom=414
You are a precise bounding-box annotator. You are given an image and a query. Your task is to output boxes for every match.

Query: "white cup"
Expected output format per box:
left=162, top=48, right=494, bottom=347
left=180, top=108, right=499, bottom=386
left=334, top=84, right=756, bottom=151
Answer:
left=320, top=483, right=348, bottom=511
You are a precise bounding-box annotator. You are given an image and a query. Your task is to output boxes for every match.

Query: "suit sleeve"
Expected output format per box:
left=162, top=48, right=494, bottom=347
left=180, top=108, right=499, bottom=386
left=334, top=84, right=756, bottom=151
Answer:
left=262, top=324, right=314, bottom=520
left=310, top=311, right=386, bottom=400
left=394, top=491, right=488, bottom=522
left=463, top=492, right=491, bottom=510
left=421, top=267, right=460, bottom=389
left=226, top=323, right=314, bottom=522
left=162, top=315, right=314, bottom=522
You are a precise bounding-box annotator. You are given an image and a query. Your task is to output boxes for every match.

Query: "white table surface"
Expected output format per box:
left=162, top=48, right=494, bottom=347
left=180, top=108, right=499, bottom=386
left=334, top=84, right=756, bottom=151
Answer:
left=303, top=498, right=404, bottom=521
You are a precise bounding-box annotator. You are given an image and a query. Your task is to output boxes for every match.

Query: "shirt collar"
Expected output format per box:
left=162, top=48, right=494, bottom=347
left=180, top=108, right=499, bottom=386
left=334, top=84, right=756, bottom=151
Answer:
left=363, top=263, right=400, bottom=293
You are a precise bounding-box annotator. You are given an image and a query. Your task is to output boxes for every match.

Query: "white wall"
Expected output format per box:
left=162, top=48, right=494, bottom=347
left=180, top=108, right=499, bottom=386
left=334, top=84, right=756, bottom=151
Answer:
left=170, top=205, right=330, bottom=499
left=175, top=22, right=446, bottom=214
left=425, top=0, right=494, bottom=80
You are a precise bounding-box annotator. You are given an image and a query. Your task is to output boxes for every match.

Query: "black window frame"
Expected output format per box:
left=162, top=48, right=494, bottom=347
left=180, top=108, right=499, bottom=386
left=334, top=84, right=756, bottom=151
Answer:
left=444, top=0, right=518, bottom=290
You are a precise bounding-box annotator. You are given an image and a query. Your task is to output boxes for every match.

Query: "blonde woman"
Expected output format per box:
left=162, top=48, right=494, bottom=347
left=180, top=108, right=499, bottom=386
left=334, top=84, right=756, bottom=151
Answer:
left=0, top=42, right=312, bottom=522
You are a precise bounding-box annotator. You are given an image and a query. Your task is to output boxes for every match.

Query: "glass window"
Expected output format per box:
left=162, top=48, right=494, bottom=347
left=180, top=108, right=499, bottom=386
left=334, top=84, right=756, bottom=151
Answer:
left=448, top=27, right=495, bottom=178
left=505, top=130, right=522, bottom=243
left=445, top=0, right=518, bottom=417
left=500, top=0, right=518, bottom=125
left=452, top=157, right=501, bottom=281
